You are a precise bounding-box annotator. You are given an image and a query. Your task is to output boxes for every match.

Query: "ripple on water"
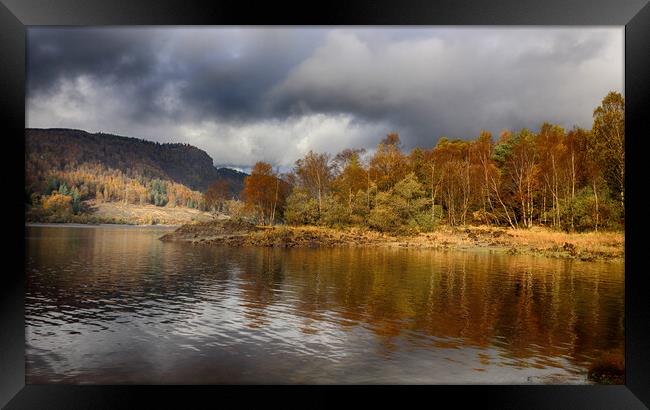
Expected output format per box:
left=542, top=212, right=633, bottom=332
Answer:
left=25, top=225, right=625, bottom=384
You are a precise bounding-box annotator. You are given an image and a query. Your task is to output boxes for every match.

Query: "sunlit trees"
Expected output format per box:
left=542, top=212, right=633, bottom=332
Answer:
left=25, top=91, right=624, bottom=232
left=286, top=91, right=623, bottom=232
left=332, top=148, right=367, bottom=218
left=369, top=133, right=409, bottom=192
left=368, top=173, right=430, bottom=233
left=563, top=127, right=591, bottom=231
left=536, top=124, right=566, bottom=229
left=284, top=189, right=319, bottom=225
left=42, top=192, right=73, bottom=217
left=242, top=162, right=288, bottom=225
left=470, top=131, right=498, bottom=225
left=592, top=91, right=625, bottom=208
left=294, top=151, right=333, bottom=215
left=408, top=147, right=443, bottom=225
left=491, top=130, right=518, bottom=229
left=430, top=138, right=473, bottom=226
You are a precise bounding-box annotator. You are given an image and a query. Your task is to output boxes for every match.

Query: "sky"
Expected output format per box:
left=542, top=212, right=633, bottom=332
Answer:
left=26, top=27, right=623, bottom=171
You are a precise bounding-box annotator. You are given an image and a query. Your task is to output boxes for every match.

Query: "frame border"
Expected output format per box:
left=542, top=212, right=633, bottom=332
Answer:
left=2, top=0, right=648, bottom=408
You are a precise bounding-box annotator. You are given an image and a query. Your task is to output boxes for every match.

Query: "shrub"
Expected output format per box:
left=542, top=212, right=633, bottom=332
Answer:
left=561, top=187, right=624, bottom=232
left=367, top=173, right=431, bottom=234
left=42, top=193, right=73, bottom=217
left=284, top=190, right=319, bottom=225
left=320, top=194, right=351, bottom=227
left=368, top=192, right=400, bottom=232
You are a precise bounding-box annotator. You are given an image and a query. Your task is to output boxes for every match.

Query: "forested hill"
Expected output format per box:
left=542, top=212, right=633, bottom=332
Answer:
left=26, top=128, right=247, bottom=193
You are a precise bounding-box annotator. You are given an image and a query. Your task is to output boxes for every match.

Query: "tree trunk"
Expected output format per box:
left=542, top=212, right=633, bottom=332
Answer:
left=271, top=177, right=279, bottom=226
left=593, top=180, right=600, bottom=232
left=571, top=151, right=575, bottom=231
left=491, top=175, right=516, bottom=229
left=316, top=172, right=322, bottom=215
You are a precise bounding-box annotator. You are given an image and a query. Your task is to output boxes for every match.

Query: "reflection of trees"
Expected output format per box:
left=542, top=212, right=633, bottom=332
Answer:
left=27, top=227, right=239, bottom=323
left=236, top=248, right=285, bottom=328
left=231, top=247, right=623, bottom=368
left=28, top=227, right=624, bottom=370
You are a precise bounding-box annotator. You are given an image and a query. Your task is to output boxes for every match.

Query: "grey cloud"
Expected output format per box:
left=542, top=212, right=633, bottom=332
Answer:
left=28, top=27, right=328, bottom=123
left=270, top=28, right=623, bottom=148
left=27, top=27, right=623, bottom=167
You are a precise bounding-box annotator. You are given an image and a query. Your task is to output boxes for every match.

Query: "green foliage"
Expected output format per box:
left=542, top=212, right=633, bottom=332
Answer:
left=284, top=189, right=320, bottom=225
left=368, top=191, right=401, bottom=232
left=70, top=187, right=82, bottom=214
left=149, top=179, right=168, bottom=206
left=591, top=91, right=625, bottom=205
left=560, top=186, right=623, bottom=232
left=320, top=194, right=351, bottom=227
left=367, top=173, right=432, bottom=234
left=58, top=183, right=70, bottom=196
left=46, top=176, right=61, bottom=194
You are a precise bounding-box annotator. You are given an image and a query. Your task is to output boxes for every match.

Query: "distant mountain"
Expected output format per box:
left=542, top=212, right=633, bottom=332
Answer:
left=26, top=128, right=247, bottom=196
left=213, top=167, right=247, bottom=197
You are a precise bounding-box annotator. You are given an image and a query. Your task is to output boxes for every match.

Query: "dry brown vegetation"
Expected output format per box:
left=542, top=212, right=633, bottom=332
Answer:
left=160, top=220, right=623, bottom=261
left=86, top=200, right=216, bottom=225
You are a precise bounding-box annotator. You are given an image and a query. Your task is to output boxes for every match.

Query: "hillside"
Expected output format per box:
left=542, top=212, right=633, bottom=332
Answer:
left=26, top=128, right=247, bottom=194
left=25, top=128, right=249, bottom=224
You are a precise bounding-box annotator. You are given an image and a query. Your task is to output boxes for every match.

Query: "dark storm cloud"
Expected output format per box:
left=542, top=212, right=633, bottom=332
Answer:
left=26, top=27, right=622, bottom=167
left=28, top=27, right=327, bottom=123
left=28, top=28, right=160, bottom=95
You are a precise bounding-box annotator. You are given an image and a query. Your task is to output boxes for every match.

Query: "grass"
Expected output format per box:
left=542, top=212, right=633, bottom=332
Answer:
left=173, top=221, right=624, bottom=261
left=26, top=200, right=216, bottom=226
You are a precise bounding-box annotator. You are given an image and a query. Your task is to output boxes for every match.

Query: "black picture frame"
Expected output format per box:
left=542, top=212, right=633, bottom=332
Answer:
left=2, top=0, right=649, bottom=408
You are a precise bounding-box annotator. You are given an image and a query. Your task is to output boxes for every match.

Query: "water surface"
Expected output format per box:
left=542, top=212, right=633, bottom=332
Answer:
left=26, top=224, right=624, bottom=384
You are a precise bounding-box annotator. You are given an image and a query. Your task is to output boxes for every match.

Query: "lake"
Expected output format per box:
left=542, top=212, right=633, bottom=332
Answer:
left=25, top=224, right=624, bottom=384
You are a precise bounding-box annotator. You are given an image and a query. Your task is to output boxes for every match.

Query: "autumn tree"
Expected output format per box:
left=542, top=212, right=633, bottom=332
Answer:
left=369, top=133, right=409, bottom=192
left=42, top=192, right=73, bottom=217
left=536, top=124, right=565, bottom=229
left=294, top=151, right=333, bottom=216
left=242, top=162, right=288, bottom=225
left=204, top=179, right=231, bottom=213
left=592, top=91, right=624, bottom=208
left=409, top=148, right=443, bottom=224
left=563, top=127, right=591, bottom=230
left=470, top=131, right=498, bottom=225
left=332, top=148, right=368, bottom=218
left=431, top=138, right=472, bottom=226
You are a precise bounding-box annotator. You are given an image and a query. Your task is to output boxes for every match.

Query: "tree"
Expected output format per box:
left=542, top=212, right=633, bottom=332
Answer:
left=42, top=193, right=72, bottom=217
left=536, top=124, right=565, bottom=229
left=332, top=149, right=367, bottom=216
left=564, top=127, right=591, bottom=231
left=369, top=133, right=409, bottom=191
left=294, top=151, right=333, bottom=216
left=470, top=131, right=498, bottom=225
left=284, top=189, right=319, bottom=225
left=368, top=173, right=430, bottom=233
left=204, top=179, right=231, bottom=213
left=592, top=91, right=624, bottom=208
left=149, top=179, right=168, bottom=207
left=431, top=138, right=472, bottom=226
left=242, top=162, right=288, bottom=225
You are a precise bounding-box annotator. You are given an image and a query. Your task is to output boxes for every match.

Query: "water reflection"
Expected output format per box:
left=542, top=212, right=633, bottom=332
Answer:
left=26, top=225, right=624, bottom=384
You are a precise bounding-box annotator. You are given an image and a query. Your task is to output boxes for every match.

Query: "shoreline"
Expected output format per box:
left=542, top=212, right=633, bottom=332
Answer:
left=25, top=222, right=180, bottom=228
left=159, top=220, right=624, bottom=262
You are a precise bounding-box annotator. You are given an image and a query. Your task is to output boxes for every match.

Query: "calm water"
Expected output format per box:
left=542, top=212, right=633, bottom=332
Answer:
left=25, top=224, right=624, bottom=384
